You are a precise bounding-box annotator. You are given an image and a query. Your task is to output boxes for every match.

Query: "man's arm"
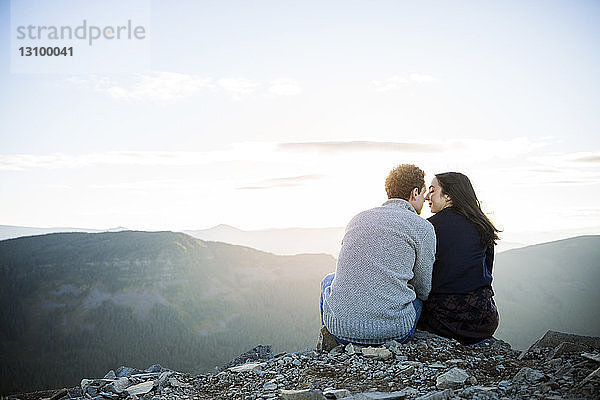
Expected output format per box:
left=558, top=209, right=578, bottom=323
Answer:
left=411, top=224, right=436, bottom=301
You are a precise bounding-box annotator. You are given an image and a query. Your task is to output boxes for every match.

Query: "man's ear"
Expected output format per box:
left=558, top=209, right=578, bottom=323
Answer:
left=410, top=187, right=419, bottom=200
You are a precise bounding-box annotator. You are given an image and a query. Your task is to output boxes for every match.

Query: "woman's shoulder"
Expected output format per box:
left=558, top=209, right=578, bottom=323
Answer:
left=427, top=207, right=457, bottom=224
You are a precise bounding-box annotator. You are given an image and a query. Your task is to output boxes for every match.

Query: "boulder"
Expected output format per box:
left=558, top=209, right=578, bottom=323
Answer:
left=436, top=367, right=469, bottom=389
left=317, top=326, right=339, bottom=352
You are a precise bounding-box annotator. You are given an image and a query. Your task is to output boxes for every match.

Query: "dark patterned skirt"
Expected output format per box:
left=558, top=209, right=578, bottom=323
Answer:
left=418, top=286, right=499, bottom=345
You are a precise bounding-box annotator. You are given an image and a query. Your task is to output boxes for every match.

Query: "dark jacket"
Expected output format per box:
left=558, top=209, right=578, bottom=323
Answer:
left=427, top=207, right=493, bottom=294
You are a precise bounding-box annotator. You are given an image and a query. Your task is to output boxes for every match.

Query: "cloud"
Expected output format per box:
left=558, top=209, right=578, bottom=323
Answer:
left=236, top=174, right=324, bottom=190
left=268, top=79, right=302, bottom=96
left=278, top=141, right=447, bottom=153
left=372, top=73, right=438, bottom=91
left=68, top=73, right=300, bottom=102
left=68, top=72, right=215, bottom=102
left=567, top=153, right=600, bottom=164
left=0, top=147, right=273, bottom=171
left=409, top=73, right=438, bottom=83
left=217, top=78, right=261, bottom=101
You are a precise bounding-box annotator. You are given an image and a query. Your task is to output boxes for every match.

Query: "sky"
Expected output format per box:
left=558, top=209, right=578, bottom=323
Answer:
left=1, top=0, right=599, bottom=246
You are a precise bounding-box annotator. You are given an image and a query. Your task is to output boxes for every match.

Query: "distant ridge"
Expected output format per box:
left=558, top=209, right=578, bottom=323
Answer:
left=494, top=234, right=600, bottom=349
left=0, top=224, right=130, bottom=241
left=184, top=225, right=346, bottom=256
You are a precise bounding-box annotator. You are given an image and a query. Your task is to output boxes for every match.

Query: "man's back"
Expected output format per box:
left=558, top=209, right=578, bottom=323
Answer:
left=322, top=198, right=435, bottom=344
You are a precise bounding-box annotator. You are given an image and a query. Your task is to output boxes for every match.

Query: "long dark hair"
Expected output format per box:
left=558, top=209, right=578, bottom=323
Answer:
left=435, top=172, right=501, bottom=248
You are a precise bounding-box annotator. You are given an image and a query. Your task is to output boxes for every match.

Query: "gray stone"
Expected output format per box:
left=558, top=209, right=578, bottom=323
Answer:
left=415, top=389, right=453, bottom=400
left=317, top=326, right=339, bottom=352
left=263, top=382, right=278, bottom=391
left=513, top=367, right=544, bottom=382
left=577, top=366, right=600, bottom=387
left=536, top=330, right=600, bottom=349
left=436, top=367, right=469, bottom=389
left=346, top=343, right=361, bottom=355
left=323, top=388, right=352, bottom=399
left=582, top=352, right=600, bottom=362
left=385, top=340, right=402, bottom=355
left=550, top=341, right=588, bottom=359
left=144, top=363, right=163, bottom=373
left=280, top=388, right=327, bottom=400
left=168, top=377, right=191, bottom=388
left=126, top=380, right=155, bottom=396
left=345, top=391, right=413, bottom=400
left=428, top=362, right=446, bottom=369
left=362, top=346, right=392, bottom=360
left=229, top=362, right=266, bottom=372
left=81, top=379, right=94, bottom=391
left=105, top=377, right=130, bottom=393
left=519, top=330, right=600, bottom=359
left=398, top=365, right=415, bottom=375
left=115, top=366, right=137, bottom=377
left=220, top=344, right=274, bottom=371
left=103, top=370, right=116, bottom=380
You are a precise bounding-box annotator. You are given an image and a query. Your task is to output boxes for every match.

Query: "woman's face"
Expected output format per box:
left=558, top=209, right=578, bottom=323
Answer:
left=426, top=178, right=451, bottom=213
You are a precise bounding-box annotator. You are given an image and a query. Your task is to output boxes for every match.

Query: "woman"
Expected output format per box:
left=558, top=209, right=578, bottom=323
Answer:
left=418, top=172, right=500, bottom=345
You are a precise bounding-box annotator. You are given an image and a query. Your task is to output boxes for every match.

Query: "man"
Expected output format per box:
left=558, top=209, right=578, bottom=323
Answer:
left=320, top=164, right=436, bottom=345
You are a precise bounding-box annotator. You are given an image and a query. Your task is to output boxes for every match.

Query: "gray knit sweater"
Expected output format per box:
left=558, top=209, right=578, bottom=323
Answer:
left=322, top=198, right=436, bottom=344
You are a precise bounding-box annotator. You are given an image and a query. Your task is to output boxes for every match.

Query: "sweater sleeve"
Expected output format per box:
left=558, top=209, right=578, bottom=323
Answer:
left=411, top=224, right=436, bottom=301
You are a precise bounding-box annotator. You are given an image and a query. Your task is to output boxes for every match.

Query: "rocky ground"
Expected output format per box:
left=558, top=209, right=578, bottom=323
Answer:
left=8, top=330, right=600, bottom=400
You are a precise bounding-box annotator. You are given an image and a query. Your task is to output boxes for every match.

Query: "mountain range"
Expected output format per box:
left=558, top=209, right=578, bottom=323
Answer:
left=1, top=224, right=527, bottom=256
left=0, top=231, right=598, bottom=394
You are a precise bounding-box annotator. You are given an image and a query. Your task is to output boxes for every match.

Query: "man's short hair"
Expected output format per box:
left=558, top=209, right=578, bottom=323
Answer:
left=385, top=164, right=425, bottom=200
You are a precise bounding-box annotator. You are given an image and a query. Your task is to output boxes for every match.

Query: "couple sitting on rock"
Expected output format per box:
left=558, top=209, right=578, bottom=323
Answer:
left=320, top=164, right=500, bottom=346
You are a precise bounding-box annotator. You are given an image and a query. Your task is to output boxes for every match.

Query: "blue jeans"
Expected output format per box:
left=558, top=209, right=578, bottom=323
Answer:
left=320, top=272, right=423, bottom=345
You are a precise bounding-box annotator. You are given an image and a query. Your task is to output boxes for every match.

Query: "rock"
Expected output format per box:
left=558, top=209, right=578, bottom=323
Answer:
left=519, top=330, right=600, bottom=360
left=144, top=363, right=164, bottom=373
left=323, top=388, right=352, bottom=399
left=346, top=392, right=414, bottom=399
left=46, top=388, right=68, bottom=400
left=168, top=377, right=191, bottom=388
left=415, top=389, right=453, bottom=400
left=550, top=341, right=588, bottom=359
left=384, top=340, right=402, bottom=355
left=228, top=361, right=266, bottom=372
left=513, top=367, right=545, bottom=382
left=80, top=379, right=93, bottom=391
left=459, top=386, right=498, bottom=399
left=126, top=380, right=155, bottom=396
left=428, top=362, right=446, bottom=369
left=103, top=370, right=116, bottom=380
left=582, top=352, right=600, bottom=362
left=536, top=330, right=600, bottom=349
left=105, top=377, right=130, bottom=393
left=361, top=346, right=392, bottom=360
left=398, top=365, right=415, bottom=375
left=156, top=370, right=172, bottom=386
left=436, top=367, right=469, bottom=389
left=20, top=329, right=600, bottom=400
left=115, top=366, right=137, bottom=377
left=577, top=366, right=600, bottom=387
left=317, top=326, right=339, bottom=352
left=220, top=344, right=274, bottom=371
left=346, top=343, right=361, bottom=355
left=280, top=388, right=327, bottom=400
